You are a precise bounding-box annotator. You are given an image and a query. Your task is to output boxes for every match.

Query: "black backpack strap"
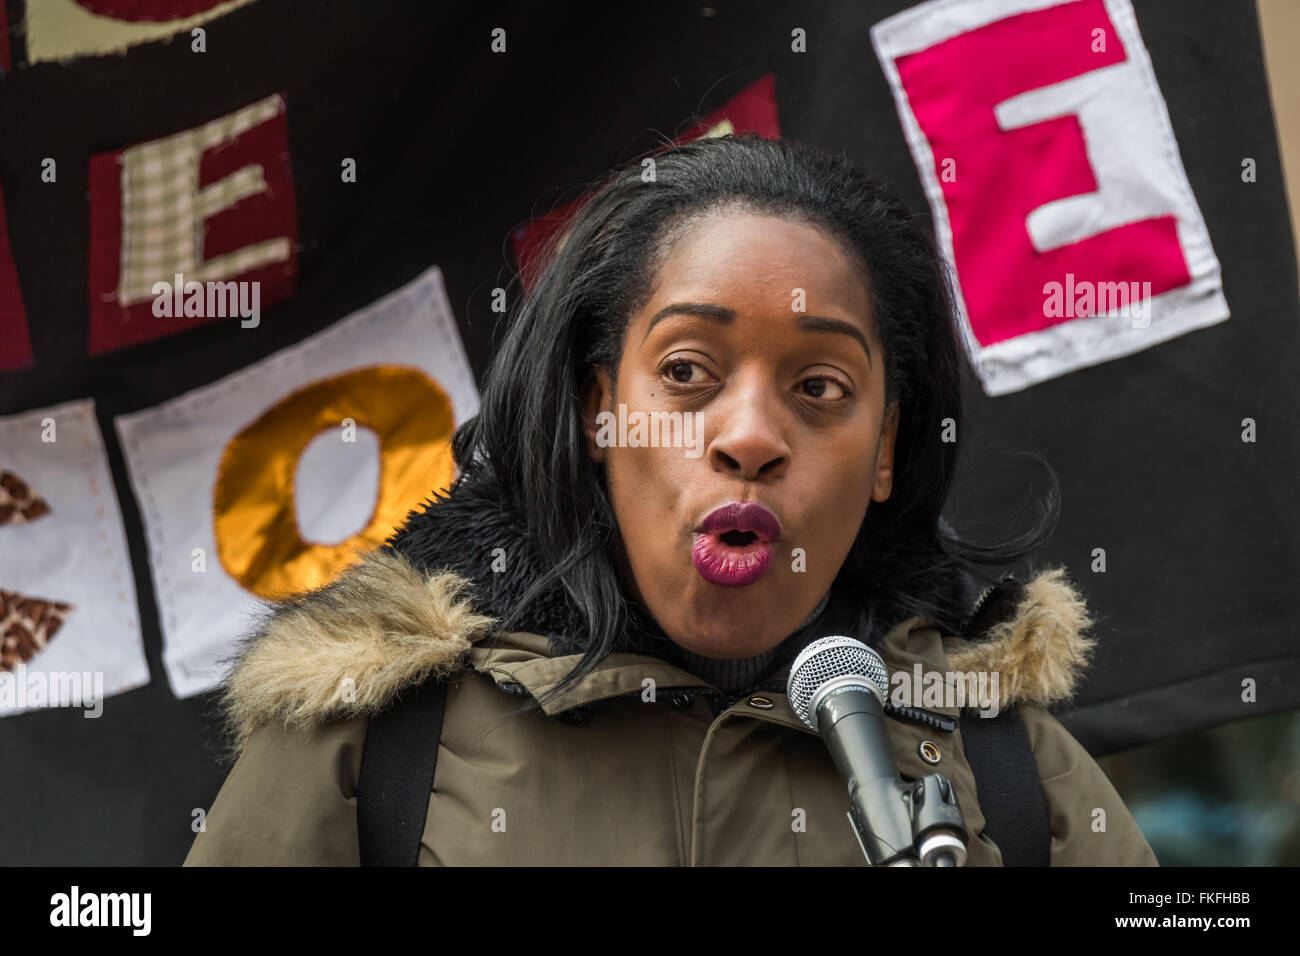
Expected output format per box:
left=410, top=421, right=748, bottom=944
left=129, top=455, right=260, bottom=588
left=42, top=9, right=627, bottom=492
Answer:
left=954, top=569, right=1052, bottom=866
left=356, top=676, right=448, bottom=866
left=960, top=705, right=1051, bottom=866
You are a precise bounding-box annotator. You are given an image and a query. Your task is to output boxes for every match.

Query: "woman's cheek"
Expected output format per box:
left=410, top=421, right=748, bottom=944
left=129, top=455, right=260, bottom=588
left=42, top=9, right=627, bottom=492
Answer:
left=610, top=447, right=680, bottom=564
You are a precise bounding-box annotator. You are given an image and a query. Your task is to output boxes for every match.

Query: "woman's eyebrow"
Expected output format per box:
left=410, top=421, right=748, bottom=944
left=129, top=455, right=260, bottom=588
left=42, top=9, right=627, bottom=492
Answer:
left=642, top=302, right=736, bottom=341
left=642, top=302, right=872, bottom=366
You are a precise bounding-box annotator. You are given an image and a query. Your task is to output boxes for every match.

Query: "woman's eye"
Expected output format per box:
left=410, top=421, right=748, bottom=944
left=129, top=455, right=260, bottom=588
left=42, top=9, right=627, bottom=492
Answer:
left=800, top=376, right=848, bottom=401
left=661, top=361, right=846, bottom=398
left=665, top=361, right=700, bottom=383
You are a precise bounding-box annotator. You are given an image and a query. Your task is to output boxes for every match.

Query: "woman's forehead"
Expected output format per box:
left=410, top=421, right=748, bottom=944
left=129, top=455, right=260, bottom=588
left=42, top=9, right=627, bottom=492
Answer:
left=635, top=212, right=875, bottom=340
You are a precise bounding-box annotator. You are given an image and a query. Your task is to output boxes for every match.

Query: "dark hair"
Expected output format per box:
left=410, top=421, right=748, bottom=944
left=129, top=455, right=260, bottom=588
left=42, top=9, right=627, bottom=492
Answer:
left=452, top=132, right=1058, bottom=713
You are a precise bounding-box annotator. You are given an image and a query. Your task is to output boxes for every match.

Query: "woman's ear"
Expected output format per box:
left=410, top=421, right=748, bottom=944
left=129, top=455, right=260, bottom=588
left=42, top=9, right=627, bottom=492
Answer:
left=870, top=401, right=900, bottom=503
left=581, top=366, right=613, bottom=464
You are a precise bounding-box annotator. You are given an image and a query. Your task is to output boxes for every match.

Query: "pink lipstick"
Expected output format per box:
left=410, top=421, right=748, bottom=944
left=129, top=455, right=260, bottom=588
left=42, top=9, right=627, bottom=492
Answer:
left=691, top=501, right=783, bottom=587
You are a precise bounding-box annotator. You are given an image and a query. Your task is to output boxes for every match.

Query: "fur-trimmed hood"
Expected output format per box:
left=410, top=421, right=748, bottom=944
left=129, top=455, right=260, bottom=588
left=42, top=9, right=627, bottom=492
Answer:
left=216, top=469, right=1097, bottom=754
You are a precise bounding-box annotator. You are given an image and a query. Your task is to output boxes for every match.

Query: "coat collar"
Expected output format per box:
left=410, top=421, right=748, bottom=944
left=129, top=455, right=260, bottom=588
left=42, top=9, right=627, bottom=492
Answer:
left=465, top=567, right=1091, bottom=734
left=217, top=466, right=1098, bottom=752
left=464, top=618, right=925, bottom=734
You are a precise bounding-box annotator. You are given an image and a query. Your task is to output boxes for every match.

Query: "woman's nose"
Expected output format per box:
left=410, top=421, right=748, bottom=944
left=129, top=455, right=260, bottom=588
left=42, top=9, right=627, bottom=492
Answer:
left=707, top=383, right=790, bottom=481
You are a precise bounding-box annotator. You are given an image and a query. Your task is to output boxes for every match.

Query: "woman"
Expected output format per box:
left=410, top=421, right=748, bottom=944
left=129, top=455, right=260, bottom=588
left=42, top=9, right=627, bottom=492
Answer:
left=185, top=133, right=1158, bottom=866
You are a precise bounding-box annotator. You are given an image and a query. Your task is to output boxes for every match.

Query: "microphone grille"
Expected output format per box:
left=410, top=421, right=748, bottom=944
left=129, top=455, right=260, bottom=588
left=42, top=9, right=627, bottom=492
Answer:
left=787, top=636, right=889, bottom=730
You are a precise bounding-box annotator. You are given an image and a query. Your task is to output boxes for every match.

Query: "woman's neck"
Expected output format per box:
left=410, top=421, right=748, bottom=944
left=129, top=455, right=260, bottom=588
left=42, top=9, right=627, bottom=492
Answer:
left=659, top=589, right=832, bottom=694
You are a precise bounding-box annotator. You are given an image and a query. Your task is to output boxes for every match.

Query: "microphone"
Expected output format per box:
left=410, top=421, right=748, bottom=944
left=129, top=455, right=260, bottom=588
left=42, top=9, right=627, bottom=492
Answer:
left=788, top=635, right=968, bottom=867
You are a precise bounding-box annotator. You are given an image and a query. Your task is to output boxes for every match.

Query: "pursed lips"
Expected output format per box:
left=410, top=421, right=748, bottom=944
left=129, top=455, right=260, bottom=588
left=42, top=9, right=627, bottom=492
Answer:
left=695, top=500, right=783, bottom=541
left=690, top=500, right=783, bottom=587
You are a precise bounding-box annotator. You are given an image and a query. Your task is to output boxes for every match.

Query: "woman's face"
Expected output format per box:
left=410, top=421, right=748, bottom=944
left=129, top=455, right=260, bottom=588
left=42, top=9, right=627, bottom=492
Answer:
left=582, top=209, right=898, bottom=659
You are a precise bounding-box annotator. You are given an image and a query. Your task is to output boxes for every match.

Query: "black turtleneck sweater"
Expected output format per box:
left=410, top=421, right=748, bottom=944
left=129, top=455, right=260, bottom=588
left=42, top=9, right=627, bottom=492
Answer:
left=659, top=589, right=833, bottom=694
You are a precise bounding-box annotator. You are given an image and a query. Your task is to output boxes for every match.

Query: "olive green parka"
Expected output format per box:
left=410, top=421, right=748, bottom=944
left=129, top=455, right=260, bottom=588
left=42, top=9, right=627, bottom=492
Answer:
left=185, top=509, right=1158, bottom=866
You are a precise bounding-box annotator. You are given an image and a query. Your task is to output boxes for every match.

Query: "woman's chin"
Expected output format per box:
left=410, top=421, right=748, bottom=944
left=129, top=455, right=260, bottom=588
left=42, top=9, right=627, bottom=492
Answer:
left=657, top=598, right=790, bottom=657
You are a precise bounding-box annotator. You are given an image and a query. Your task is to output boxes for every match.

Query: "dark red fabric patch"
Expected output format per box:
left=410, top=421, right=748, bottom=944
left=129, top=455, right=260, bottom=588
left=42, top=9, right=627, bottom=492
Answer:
left=0, top=178, right=32, bottom=370
left=86, top=93, right=297, bottom=356
left=0, top=0, right=11, bottom=72
left=71, top=0, right=232, bottom=21
left=510, top=73, right=782, bottom=291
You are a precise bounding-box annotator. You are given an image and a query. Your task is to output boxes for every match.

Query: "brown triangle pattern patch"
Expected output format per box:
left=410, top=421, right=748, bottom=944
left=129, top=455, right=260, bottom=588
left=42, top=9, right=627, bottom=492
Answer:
left=1, top=590, right=74, bottom=671
left=0, top=470, right=52, bottom=525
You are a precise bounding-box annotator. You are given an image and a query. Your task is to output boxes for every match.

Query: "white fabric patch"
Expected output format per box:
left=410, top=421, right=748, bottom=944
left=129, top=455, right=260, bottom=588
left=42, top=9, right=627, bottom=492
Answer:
left=871, top=0, right=1229, bottom=395
left=0, top=399, right=147, bottom=718
left=115, top=265, right=480, bottom=698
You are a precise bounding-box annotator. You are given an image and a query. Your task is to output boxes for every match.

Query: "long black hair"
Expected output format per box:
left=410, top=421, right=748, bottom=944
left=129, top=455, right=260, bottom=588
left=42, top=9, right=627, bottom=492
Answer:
left=451, top=132, right=1058, bottom=711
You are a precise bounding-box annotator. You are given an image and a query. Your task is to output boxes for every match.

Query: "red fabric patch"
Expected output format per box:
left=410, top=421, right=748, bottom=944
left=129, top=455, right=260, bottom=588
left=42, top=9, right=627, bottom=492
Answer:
left=0, top=180, right=32, bottom=371
left=894, top=0, right=1191, bottom=347
left=197, top=102, right=297, bottom=319
left=72, top=0, right=231, bottom=21
left=0, top=0, right=11, bottom=72
left=511, top=73, right=782, bottom=291
left=86, top=94, right=297, bottom=355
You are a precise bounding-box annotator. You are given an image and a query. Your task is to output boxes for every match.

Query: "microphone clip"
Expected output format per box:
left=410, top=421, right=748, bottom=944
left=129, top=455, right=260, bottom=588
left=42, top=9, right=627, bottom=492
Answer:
left=847, top=771, right=969, bottom=867
left=907, top=772, right=968, bottom=867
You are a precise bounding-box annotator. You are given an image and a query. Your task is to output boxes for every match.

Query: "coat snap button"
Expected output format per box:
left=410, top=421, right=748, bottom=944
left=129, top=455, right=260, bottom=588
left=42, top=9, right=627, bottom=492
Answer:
left=748, top=695, right=775, bottom=710
left=919, top=740, right=941, bottom=764
left=671, top=690, right=696, bottom=709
